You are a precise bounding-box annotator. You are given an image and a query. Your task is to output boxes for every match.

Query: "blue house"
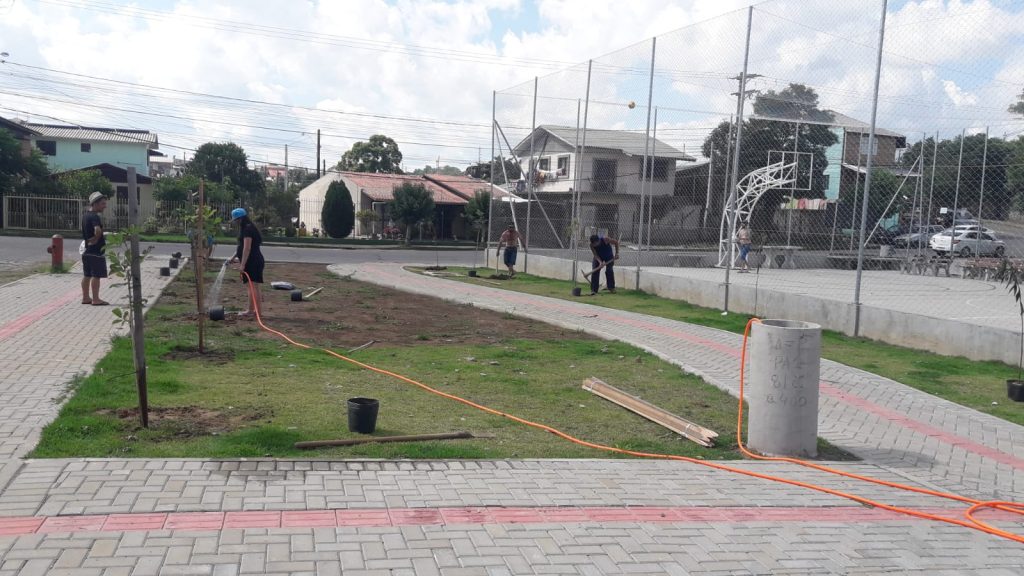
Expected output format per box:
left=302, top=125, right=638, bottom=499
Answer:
left=25, top=123, right=158, bottom=177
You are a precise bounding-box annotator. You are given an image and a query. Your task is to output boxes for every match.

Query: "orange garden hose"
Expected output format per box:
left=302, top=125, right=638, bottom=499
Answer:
left=240, top=274, right=1023, bottom=543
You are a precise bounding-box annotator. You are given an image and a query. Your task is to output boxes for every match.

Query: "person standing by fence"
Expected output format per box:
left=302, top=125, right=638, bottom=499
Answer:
left=736, top=221, right=752, bottom=273
left=589, top=234, right=619, bottom=295
left=497, top=224, right=526, bottom=277
left=80, top=191, right=109, bottom=306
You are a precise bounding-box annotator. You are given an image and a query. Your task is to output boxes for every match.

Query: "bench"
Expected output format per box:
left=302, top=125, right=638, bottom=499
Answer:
left=761, top=245, right=802, bottom=270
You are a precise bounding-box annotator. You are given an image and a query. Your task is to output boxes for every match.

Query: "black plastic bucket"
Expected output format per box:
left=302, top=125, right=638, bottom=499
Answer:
left=169, top=258, right=179, bottom=269
left=209, top=306, right=225, bottom=321
left=159, top=267, right=170, bottom=277
left=572, top=287, right=582, bottom=297
left=468, top=269, right=478, bottom=277
left=291, top=289, right=303, bottom=302
left=347, top=397, right=379, bottom=434
left=1008, top=380, right=1024, bottom=402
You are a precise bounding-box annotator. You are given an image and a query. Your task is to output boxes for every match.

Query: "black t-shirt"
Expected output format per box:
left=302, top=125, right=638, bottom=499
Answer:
left=235, top=222, right=264, bottom=260
left=82, top=211, right=105, bottom=253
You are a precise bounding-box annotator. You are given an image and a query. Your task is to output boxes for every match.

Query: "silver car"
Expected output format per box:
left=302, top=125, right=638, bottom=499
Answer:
left=929, top=230, right=1006, bottom=257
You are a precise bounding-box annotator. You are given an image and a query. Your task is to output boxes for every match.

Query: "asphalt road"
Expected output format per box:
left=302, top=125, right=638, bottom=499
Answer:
left=0, top=235, right=480, bottom=268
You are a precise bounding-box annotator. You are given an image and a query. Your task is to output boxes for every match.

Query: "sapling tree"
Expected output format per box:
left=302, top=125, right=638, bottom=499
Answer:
left=996, top=258, right=1024, bottom=382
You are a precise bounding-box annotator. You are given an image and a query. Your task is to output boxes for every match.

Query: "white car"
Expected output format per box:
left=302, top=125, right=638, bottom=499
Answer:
left=929, top=230, right=1005, bottom=258
left=947, top=224, right=995, bottom=235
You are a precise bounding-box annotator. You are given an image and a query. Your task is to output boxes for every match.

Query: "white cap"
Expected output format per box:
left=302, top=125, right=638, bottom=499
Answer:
left=88, top=191, right=106, bottom=205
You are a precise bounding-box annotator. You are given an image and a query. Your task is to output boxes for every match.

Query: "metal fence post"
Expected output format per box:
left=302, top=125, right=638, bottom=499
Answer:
left=524, top=77, right=538, bottom=274
left=637, top=37, right=656, bottom=289
left=852, top=0, right=888, bottom=337
left=577, top=61, right=593, bottom=284
left=485, top=90, right=496, bottom=269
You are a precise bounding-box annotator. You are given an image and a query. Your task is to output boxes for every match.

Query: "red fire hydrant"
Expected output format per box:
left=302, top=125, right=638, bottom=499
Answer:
left=46, top=234, right=63, bottom=272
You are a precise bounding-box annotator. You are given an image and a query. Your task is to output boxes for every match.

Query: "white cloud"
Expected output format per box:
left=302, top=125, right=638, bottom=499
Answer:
left=1, top=0, right=1022, bottom=172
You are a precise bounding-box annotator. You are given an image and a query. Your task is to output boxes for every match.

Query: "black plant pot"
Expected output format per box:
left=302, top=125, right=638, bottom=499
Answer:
left=1008, top=380, right=1024, bottom=402
left=291, top=289, right=303, bottom=302
left=169, top=258, right=179, bottom=269
left=209, top=306, right=225, bottom=321
left=468, top=269, right=478, bottom=277
left=159, top=267, right=170, bottom=277
left=172, top=251, right=183, bottom=259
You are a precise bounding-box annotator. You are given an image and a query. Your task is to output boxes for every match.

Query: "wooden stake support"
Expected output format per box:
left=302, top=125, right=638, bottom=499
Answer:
left=304, top=287, right=324, bottom=300
left=582, top=377, right=718, bottom=447
left=295, top=431, right=476, bottom=449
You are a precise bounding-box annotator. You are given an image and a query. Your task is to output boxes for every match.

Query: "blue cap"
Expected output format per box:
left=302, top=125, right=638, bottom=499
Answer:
left=230, top=208, right=247, bottom=220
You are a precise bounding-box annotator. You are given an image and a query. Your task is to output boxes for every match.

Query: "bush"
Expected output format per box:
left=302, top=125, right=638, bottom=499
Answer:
left=142, top=216, right=159, bottom=235
left=321, top=181, right=355, bottom=238
left=390, top=183, right=435, bottom=244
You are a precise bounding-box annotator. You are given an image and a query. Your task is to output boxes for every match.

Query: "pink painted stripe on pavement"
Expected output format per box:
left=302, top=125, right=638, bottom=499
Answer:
left=376, top=266, right=1024, bottom=470
left=0, top=287, right=82, bottom=343
left=2, top=505, right=1014, bottom=537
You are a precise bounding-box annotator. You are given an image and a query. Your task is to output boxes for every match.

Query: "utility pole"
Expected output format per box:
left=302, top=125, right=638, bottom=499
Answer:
left=316, top=130, right=321, bottom=177
left=722, top=7, right=759, bottom=314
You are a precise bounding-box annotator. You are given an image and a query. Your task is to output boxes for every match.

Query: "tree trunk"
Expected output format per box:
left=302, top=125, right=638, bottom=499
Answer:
left=405, top=224, right=411, bottom=245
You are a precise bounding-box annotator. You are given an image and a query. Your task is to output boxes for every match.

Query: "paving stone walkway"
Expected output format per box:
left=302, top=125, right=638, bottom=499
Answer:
left=331, top=263, right=1024, bottom=503
left=0, top=260, right=1021, bottom=575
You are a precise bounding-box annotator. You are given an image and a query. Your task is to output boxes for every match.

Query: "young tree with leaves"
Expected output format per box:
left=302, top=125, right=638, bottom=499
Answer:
left=56, top=169, right=114, bottom=198
left=390, top=183, right=435, bottom=244
left=338, top=135, right=403, bottom=174
left=321, top=181, right=355, bottom=238
left=463, top=190, right=491, bottom=246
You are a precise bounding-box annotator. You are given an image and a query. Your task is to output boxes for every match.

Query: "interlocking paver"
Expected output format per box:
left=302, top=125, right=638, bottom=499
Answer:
left=2, top=260, right=1023, bottom=573
left=331, top=263, right=1024, bottom=501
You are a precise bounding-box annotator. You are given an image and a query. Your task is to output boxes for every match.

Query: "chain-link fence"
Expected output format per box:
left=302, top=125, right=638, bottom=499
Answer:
left=486, top=0, right=1024, bottom=362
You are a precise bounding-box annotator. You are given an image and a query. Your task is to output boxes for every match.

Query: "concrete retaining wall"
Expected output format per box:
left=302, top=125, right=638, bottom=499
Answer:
left=494, top=252, right=1022, bottom=365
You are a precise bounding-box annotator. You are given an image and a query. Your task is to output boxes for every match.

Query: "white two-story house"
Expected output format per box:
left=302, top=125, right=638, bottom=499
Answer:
left=512, top=125, right=694, bottom=241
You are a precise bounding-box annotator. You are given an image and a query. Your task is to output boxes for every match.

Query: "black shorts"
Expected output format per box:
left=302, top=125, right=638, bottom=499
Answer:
left=82, top=252, right=108, bottom=278
left=242, top=259, right=265, bottom=284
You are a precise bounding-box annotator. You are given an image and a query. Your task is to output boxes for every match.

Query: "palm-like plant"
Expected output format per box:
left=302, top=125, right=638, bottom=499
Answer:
left=996, top=258, right=1024, bottom=383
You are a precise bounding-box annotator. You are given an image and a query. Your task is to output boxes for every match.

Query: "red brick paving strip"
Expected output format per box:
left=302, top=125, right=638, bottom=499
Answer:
left=1, top=506, right=1016, bottom=537
left=0, top=288, right=81, bottom=343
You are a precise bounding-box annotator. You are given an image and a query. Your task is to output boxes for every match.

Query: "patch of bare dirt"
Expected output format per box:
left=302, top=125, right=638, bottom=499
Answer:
left=159, top=262, right=585, bottom=349
left=161, top=346, right=235, bottom=363
left=100, top=406, right=268, bottom=438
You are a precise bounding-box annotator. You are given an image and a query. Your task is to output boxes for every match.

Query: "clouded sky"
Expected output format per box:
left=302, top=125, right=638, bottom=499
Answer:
left=1, top=0, right=1022, bottom=172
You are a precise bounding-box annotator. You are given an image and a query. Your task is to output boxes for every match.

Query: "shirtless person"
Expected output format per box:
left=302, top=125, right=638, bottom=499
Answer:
left=496, top=224, right=526, bottom=276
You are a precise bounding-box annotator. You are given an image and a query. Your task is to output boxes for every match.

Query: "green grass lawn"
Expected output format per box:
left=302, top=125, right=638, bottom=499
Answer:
left=33, top=264, right=855, bottom=460
left=417, top=267, right=1024, bottom=427
left=0, top=261, right=73, bottom=285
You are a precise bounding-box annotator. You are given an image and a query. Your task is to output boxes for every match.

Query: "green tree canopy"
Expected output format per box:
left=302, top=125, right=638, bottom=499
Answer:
left=463, top=190, right=490, bottom=245
left=338, top=135, right=403, bottom=174
left=412, top=164, right=463, bottom=176
left=901, top=133, right=1014, bottom=220
left=321, top=180, right=355, bottom=238
left=186, top=142, right=265, bottom=204
left=153, top=174, right=233, bottom=204
left=390, top=182, right=435, bottom=243
left=702, top=83, right=838, bottom=229
left=56, top=169, right=113, bottom=198
left=465, top=157, right=521, bottom=184
left=0, top=128, right=53, bottom=195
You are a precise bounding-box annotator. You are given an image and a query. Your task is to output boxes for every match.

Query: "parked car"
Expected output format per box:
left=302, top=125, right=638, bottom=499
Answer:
left=893, top=225, right=945, bottom=248
left=929, top=230, right=1006, bottom=257
left=947, top=223, right=994, bottom=235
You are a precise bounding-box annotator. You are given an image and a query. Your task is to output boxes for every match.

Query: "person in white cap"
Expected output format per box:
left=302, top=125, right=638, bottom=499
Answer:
left=81, top=191, right=109, bottom=305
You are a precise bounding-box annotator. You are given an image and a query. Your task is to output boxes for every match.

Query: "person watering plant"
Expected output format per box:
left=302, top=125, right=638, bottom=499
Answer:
left=228, top=208, right=265, bottom=318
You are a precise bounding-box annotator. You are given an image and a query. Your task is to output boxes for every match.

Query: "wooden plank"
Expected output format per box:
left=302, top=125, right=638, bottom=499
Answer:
left=582, top=377, right=717, bottom=447
left=295, top=431, right=476, bottom=449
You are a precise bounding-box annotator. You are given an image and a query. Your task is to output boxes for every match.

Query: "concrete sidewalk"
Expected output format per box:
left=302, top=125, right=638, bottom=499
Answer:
left=0, top=261, right=1021, bottom=575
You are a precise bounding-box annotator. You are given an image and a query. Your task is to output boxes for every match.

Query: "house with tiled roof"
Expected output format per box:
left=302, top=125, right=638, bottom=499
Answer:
left=23, top=122, right=158, bottom=177
left=297, top=171, right=512, bottom=239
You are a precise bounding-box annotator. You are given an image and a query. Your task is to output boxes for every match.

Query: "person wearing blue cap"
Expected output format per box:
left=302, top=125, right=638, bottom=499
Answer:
left=228, top=208, right=265, bottom=318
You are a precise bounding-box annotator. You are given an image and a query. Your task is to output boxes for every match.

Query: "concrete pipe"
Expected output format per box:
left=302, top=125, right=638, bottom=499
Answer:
left=747, top=319, right=821, bottom=458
